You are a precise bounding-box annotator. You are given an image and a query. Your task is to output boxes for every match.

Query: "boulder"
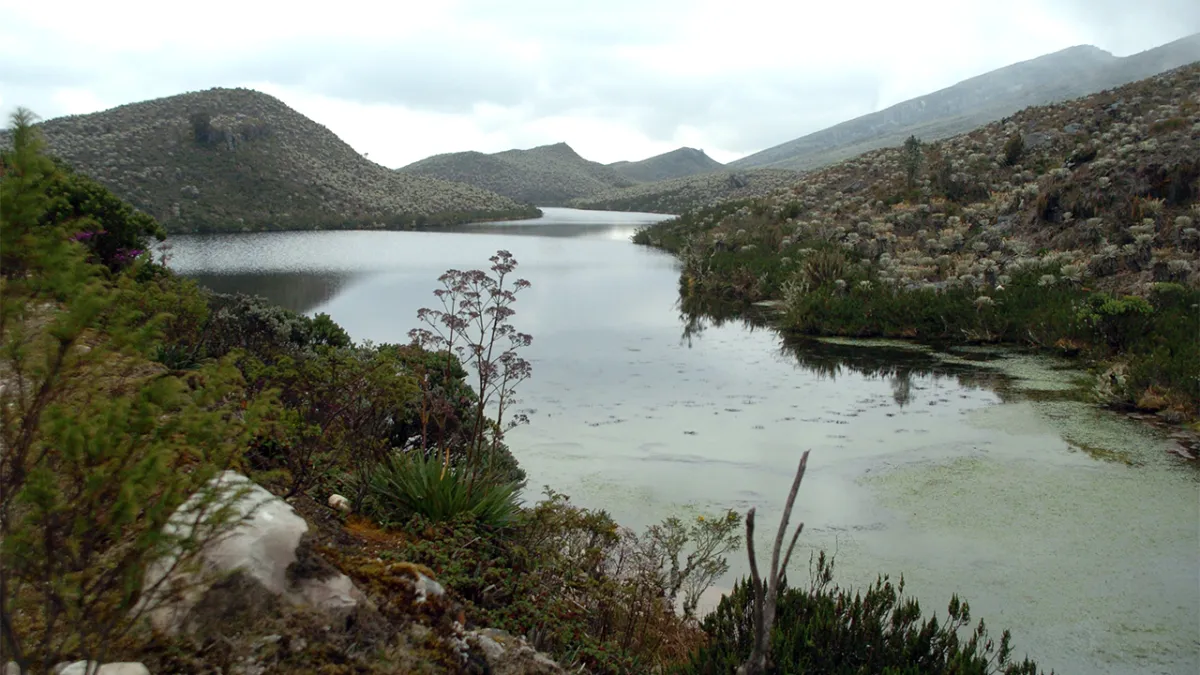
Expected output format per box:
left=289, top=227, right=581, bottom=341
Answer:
left=1092, top=362, right=1129, bottom=405
left=140, top=471, right=370, bottom=634
left=327, top=493, right=351, bottom=514
left=412, top=571, right=444, bottom=604
left=467, top=628, right=563, bottom=675
left=54, top=664, right=150, bottom=675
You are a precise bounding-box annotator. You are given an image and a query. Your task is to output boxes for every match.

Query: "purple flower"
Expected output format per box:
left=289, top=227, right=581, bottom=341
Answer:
left=112, top=248, right=146, bottom=264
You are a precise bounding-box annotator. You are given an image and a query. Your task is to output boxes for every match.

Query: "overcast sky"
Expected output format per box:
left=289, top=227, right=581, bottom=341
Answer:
left=2, top=0, right=1197, bottom=167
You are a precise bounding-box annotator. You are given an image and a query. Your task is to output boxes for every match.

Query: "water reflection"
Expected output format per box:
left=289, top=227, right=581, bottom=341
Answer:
left=186, top=271, right=359, bottom=314
left=435, top=206, right=674, bottom=242
left=677, top=297, right=1007, bottom=407
left=439, top=222, right=644, bottom=241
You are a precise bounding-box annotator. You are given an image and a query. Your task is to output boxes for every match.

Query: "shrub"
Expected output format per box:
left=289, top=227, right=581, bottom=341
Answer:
left=0, top=108, right=268, bottom=672
left=44, top=161, right=165, bottom=272
left=902, top=135, right=923, bottom=190
left=361, top=450, right=523, bottom=528
left=240, top=342, right=422, bottom=499
left=308, top=311, right=351, bottom=348
left=678, top=554, right=1046, bottom=675
left=1, top=110, right=164, bottom=274
left=1121, top=284, right=1200, bottom=406
left=798, top=248, right=848, bottom=293
left=1076, top=293, right=1154, bottom=352
left=373, top=490, right=739, bottom=674
left=1002, top=132, right=1025, bottom=166
left=189, top=111, right=216, bottom=145
left=200, top=291, right=325, bottom=360
left=648, top=509, right=742, bottom=620
left=683, top=450, right=1044, bottom=674
left=1148, top=117, right=1187, bottom=135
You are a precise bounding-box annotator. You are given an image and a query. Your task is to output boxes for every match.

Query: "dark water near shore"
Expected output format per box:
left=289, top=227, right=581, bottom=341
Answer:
left=165, top=207, right=1200, bottom=675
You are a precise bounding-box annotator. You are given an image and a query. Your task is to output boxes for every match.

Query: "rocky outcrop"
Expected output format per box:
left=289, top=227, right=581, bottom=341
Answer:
left=131, top=474, right=567, bottom=674
left=467, top=629, right=564, bottom=675
left=55, top=663, right=151, bottom=675
left=5, top=663, right=150, bottom=675
left=140, top=471, right=370, bottom=635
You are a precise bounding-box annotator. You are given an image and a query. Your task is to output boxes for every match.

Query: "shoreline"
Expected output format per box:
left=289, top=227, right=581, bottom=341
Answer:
left=690, top=294, right=1200, bottom=449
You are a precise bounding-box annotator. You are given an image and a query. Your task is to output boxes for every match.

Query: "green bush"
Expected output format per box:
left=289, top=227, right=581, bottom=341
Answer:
left=1076, top=292, right=1154, bottom=352
left=308, top=311, right=351, bottom=348
left=1121, top=284, right=1200, bottom=405
left=0, top=107, right=270, bottom=672
left=47, top=161, right=165, bottom=269
left=798, top=248, right=848, bottom=292
left=382, top=490, right=737, bottom=674
left=902, top=135, right=923, bottom=190
left=362, top=450, right=523, bottom=528
left=678, top=554, right=1046, bottom=675
left=781, top=267, right=1083, bottom=345
left=1002, top=132, right=1025, bottom=166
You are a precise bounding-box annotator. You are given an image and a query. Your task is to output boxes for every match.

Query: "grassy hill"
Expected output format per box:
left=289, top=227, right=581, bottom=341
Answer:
left=729, top=32, right=1200, bottom=172
left=634, top=64, right=1200, bottom=417
left=398, top=141, right=635, bottom=206
left=569, top=168, right=801, bottom=214
left=609, top=147, right=725, bottom=182
left=7, top=87, right=538, bottom=233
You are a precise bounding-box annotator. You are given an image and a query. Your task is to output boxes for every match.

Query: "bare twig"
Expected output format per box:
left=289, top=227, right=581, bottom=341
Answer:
left=738, top=449, right=810, bottom=675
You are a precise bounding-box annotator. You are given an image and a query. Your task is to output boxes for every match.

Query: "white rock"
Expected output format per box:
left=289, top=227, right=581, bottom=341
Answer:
left=471, top=631, right=506, bottom=663
left=140, top=471, right=368, bottom=634
left=54, top=663, right=150, bottom=675
left=413, top=572, right=445, bottom=604
left=467, top=628, right=563, bottom=675
left=327, top=493, right=351, bottom=513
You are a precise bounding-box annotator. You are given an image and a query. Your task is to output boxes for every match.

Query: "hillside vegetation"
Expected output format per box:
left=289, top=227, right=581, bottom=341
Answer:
left=609, top=147, right=725, bottom=182
left=634, top=64, right=1200, bottom=418
left=399, top=141, right=634, bottom=206
left=7, top=87, right=538, bottom=233
left=730, top=32, right=1200, bottom=172
left=569, top=168, right=801, bottom=214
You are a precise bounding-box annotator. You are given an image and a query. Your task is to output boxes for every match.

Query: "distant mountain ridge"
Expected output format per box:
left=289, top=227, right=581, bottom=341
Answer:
left=9, top=88, right=536, bottom=233
left=730, top=32, right=1200, bottom=172
left=569, top=168, right=800, bottom=214
left=398, top=142, right=635, bottom=206
left=609, top=147, right=725, bottom=182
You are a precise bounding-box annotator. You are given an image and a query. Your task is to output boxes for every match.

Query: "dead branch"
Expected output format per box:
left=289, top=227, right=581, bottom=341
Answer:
left=738, top=449, right=810, bottom=675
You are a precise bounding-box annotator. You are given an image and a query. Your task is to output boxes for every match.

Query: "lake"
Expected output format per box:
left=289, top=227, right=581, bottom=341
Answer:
left=165, top=207, right=1199, bottom=675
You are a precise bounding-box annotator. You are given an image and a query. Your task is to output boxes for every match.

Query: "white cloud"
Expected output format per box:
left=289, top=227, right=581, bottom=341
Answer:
left=1, top=0, right=1197, bottom=167
left=49, top=88, right=110, bottom=116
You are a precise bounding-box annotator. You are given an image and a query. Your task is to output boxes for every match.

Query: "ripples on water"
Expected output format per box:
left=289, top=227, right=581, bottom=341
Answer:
left=167, top=208, right=1199, bottom=675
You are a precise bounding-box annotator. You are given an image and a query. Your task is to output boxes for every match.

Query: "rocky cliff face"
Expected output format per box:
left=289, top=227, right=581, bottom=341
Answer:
left=10, top=88, right=535, bottom=233
left=731, top=33, right=1200, bottom=172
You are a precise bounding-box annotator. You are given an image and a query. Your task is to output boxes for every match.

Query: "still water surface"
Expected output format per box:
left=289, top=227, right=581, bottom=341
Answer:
left=167, top=207, right=1199, bottom=675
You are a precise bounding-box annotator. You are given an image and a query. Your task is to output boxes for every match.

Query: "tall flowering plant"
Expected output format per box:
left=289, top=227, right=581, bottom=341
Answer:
left=408, top=250, right=533, bottom=475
